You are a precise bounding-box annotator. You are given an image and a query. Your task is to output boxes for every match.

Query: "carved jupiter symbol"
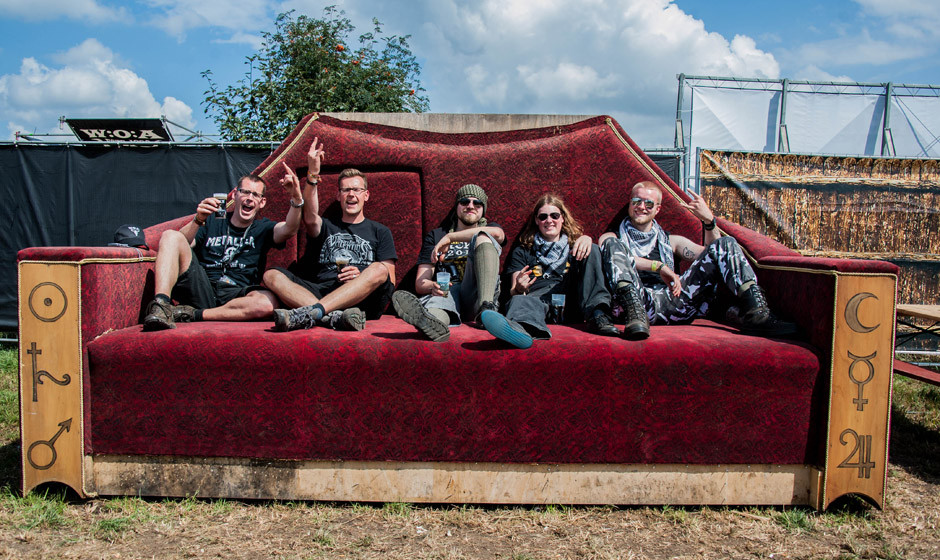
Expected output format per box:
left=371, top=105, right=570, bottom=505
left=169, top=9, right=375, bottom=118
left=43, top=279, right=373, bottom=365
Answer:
left=27, top=342, right=71, bottom=402
left=837, top=429, right=875, bottom=479
left=27, top=418, right=72, bottom=471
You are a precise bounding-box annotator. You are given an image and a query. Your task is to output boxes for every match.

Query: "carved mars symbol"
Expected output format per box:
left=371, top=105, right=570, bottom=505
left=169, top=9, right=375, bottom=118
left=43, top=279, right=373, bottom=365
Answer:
left=27, top=418, right=72, bottom=471
left=28, top=282, right=68, bottom=322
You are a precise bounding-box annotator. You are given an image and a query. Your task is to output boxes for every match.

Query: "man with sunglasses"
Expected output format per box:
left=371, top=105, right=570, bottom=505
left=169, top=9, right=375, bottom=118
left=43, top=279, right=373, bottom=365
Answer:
left=142, top=170, right=305, bottom=331
left=599, top=181, right=796, bottom=339
left=391, top=184, right=505, bottom=342
left=265, top=141, right=397, bottom=331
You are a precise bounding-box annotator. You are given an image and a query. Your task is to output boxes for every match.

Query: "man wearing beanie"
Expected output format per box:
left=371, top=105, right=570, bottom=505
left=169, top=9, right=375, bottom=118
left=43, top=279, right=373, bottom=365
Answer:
left=391, top=184, right=505, bottom=342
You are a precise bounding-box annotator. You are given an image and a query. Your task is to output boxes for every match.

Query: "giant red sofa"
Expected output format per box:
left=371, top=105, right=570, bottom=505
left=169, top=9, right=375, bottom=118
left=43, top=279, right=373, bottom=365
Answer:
left=18, top=114, right=897, bottom=509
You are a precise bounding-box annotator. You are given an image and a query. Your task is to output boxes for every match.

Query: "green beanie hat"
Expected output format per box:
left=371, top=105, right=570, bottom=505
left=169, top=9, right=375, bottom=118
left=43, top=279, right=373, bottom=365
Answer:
left=455, top=184, right=488, bottom=216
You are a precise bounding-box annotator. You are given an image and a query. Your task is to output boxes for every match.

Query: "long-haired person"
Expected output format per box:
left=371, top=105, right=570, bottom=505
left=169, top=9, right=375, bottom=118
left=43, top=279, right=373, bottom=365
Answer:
left=480, top=193, right=620, bottom=348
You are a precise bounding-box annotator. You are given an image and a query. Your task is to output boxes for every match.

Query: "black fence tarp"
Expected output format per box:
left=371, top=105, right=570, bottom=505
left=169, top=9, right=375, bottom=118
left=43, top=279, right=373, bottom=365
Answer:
left=0, top=144, right=271, bottom=329
left=0, top=145, right=680, bottom=330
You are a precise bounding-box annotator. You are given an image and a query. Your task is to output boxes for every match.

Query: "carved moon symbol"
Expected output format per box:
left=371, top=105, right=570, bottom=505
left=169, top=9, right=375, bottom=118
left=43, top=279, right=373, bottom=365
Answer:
left=845, top=292, right=879, bottom=333
left=28, top=282, right=68, bottom=322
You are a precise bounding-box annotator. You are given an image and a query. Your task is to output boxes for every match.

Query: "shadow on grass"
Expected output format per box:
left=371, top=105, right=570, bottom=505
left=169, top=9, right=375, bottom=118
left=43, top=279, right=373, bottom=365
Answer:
left=889, top=405, right=940, bottom=481
left=0, top=438, right=21, bottom=494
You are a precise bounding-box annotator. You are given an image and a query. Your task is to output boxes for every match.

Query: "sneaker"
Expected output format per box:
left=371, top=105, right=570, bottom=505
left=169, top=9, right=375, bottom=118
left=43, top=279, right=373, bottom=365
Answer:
left=142, top=299, right=175, bottom=331
left=481, top=309, right=533, bottom=349
left=474, top=300, right=499, bottom=324
left=588, top=309, right=620, bottom=337
left=172, top=305, right=197, bottom=323
left=391, top=291, right=450, bottom=342
left=326, top=307, right=367, bottom=331
left=273, top=305, right=323, bottom=332
left=615, top=284, right=650, bottom=341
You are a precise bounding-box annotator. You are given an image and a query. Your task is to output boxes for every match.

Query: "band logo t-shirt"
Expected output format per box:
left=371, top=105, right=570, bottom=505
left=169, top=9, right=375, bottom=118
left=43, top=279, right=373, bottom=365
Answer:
left=192, top=213, right=280, bottom=287
left=296, top=217, right=397, bottom=284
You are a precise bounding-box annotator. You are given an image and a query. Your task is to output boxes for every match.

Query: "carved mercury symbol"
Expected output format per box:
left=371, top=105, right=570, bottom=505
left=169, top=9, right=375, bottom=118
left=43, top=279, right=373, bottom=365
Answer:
left=27, top=418, right=72, bottom=471
left=847, top=351, right=876, bottom=411
left=844, top=292, right=879, bottom=333
left=27, top=342, right=71, bottom=402
left=837, top=429, right=875, bottom=479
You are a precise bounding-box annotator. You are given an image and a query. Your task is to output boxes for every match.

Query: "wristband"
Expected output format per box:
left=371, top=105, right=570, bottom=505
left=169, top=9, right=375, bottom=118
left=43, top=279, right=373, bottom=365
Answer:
left=703, top=218, right=716, bottom=231
left=306, top=175, right=320, bottom=186
left=651, top=261, right=663, bottom=273
left=194, top=216, right=206, bottom=227
left=289, top=198, right=305, bottom=208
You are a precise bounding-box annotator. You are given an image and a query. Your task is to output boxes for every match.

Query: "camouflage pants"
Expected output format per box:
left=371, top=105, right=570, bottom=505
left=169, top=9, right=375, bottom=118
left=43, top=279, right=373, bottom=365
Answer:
left=601, top=236, right=756, bottom=325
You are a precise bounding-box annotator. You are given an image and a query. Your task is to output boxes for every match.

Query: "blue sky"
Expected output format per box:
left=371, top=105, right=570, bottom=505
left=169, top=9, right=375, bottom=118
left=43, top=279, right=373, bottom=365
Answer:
left=1, top=0, right=937, bottom=147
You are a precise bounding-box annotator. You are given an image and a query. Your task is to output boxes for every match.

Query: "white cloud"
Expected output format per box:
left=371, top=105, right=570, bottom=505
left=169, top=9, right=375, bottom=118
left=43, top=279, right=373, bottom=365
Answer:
left=0, top=0, right=128, bottom=22
left=364, top=0, right=779, bottom=146
left=793, top=29, right=930, bottom=68
left=143, top=0, right=272, bottom=40
left=0, top=39, right=196, bottom=139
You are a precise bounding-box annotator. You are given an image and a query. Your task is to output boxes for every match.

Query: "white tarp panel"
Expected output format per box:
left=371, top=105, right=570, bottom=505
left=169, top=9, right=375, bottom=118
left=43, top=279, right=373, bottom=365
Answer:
left=891, top=95, right=940, bottom=158
left=786, top=92, right=883, bottom=155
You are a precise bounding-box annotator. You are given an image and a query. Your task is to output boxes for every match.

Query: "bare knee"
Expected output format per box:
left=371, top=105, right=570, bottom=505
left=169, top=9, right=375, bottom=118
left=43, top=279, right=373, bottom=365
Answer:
left=361, top=263, right=389, bottom=289
left=242, top=290, right=276, bottom=319
left=158, top=229, right=189, bottom=252
left=263, top=268, right=288, bottom=289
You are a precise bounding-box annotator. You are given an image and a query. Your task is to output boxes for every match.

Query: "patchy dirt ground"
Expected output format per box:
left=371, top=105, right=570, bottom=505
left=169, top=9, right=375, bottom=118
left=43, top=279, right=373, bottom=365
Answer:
left=1, top=376, right=938, bottom=559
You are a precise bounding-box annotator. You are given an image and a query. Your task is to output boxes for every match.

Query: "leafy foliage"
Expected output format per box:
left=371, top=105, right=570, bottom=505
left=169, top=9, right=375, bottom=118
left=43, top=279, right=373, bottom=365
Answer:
left=203, top=6, right=429, bottom=141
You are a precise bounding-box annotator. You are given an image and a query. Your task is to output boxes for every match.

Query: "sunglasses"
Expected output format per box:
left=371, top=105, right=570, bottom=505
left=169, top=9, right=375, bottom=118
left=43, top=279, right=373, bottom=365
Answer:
left=458, top=198, right=483, bottom=208
left=537, top=212, right=561, bottom=221
left=237, top=188, right=264, bottom=201
left=630, top=197, right=657, bottom=210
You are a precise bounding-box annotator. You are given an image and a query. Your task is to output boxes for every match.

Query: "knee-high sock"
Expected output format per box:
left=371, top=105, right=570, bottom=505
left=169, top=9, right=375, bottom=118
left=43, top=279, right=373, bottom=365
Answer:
left=474, top=242, right=499, bottom=308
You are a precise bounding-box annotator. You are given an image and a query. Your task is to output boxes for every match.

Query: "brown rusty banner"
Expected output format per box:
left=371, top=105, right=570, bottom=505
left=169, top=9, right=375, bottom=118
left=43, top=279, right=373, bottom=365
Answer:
left=699, top=150, right=940, bottom=304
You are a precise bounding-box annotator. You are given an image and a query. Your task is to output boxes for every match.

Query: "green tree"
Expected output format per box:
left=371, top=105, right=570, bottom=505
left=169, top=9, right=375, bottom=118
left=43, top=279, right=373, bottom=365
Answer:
left=202, top=7, right=429, bottom=141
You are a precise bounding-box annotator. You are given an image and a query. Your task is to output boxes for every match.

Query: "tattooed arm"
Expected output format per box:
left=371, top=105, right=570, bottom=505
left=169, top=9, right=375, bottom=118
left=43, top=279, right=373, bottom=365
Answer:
left=670, top=235, right=704, bottom=263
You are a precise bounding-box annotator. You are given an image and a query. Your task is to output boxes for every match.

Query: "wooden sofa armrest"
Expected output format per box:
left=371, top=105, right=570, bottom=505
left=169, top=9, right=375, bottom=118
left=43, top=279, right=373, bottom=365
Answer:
left=18, top=246, right=155, bottom=497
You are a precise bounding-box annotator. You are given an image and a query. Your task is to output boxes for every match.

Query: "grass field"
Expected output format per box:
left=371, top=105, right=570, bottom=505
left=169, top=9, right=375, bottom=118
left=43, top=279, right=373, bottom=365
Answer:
left=0, top=343, right=938, bottom=559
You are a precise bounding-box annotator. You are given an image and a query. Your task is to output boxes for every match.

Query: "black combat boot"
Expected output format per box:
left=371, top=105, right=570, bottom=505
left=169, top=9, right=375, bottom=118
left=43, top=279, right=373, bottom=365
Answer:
left=616, top=284, right=650, bottom=341
left=737, top=285, right=798, bottom=337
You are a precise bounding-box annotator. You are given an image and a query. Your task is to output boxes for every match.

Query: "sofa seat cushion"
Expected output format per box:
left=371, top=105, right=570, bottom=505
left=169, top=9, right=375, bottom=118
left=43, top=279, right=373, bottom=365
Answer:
left=86, top=317, right=822, bottom=465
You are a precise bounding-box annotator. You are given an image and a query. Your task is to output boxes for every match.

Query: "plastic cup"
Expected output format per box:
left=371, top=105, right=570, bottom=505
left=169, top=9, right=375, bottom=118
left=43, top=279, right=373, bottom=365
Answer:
left=436, top=272, right=451, bottom=295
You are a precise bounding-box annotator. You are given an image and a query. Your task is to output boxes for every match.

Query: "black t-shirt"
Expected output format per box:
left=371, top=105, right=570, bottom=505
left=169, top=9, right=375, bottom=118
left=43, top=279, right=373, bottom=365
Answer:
left=638, top=242, right=666, bottom=288
left=417, top=223, right=502, bottom=283
left=192, top=213, right=281, bottom=287
left=294, top=217, right=397, bottom=284
left=505, top=244, right=571, bottom=292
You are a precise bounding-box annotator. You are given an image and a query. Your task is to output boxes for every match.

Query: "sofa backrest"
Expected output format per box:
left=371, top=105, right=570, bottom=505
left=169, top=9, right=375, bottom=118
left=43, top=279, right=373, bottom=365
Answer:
left=249, top=114, right=705, bottom=291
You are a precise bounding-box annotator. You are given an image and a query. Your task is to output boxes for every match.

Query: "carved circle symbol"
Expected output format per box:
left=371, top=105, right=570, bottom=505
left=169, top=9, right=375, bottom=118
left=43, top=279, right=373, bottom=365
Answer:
left=28, top=282, right=68, bottom=322
left=845, top=292, right=879, bottom=334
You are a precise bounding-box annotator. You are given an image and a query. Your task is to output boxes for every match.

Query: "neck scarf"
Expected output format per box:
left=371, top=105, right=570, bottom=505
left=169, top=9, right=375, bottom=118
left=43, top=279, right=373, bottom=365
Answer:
left=619, top=218, right=674, bottom=271
left=533, top=233, right=569, bottom=278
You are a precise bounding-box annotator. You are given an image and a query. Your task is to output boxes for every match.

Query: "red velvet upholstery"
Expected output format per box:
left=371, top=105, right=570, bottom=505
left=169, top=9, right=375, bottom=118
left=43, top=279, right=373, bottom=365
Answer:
left=19, top=114, right=900, bottom=468
left=87, top=318, right=822, bottom=464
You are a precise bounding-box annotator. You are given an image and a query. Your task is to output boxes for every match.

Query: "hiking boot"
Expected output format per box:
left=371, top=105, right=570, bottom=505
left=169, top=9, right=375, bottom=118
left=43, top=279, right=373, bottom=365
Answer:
left=737, top=285, right=798, bottom=337
left=142, top=299, right=175, bottom=331
left=392, top=290, right=449, bottom=342
left=615, top=284, right=650, bottom=341
left=480, top=309, right=533, bottom=349
left=588, top=308, right=620, bottom=337
left=324, top=307, right=367, bottom=331
left=172, top=305, right=197, bottom=323
left=273, top=305, right=323, bottom=332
